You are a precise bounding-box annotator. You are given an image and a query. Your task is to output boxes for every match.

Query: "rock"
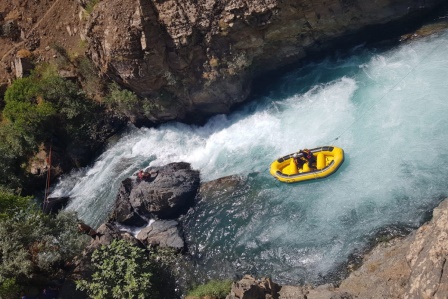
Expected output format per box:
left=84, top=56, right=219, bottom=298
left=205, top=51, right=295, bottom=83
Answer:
left=136, top=220, right=184, bottom=250
left=111, top=178, right=147, bottom=226
left=42, top=196, right=70, bottom=214
left=85, top=0, right=444, bottom=125
left=226, top=275, right=281, bottom=299
left=278, top=285, right=307, bottom=299
left=24, top=36, right=40, bottom=51
left=13, top=56, right=33, bottom=78
left=130, top=162, right=200, bottom=219
left=88, top=222, right=142, bottom=250
left=114, top=162, right=200, bottom=222
left=1, top=20, right=20, bottom=40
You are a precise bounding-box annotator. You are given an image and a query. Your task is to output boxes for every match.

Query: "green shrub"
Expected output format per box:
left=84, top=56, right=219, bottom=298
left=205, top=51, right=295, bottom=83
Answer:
left=0, top=208, right=89, bottom=282
left=0, top=124, right=30, bottom=188
left=0, top=191, right=32, bottom=219
left=0, top=66, right=109, bottom=189
left=0, top=278, right=20, bottom=299
left=3, top=75, right=56, bottom=145
left=104, top=82, right=140, bottom=119
left=85, top=0, right=100, bottom=14
left=76, top=239, right=157, bottom=299
left=187, top=279, right=233, bottom=299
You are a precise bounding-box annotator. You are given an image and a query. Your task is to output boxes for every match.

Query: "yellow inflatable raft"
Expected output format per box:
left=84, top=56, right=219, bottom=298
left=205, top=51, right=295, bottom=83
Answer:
left=270, top=146, right=344, bottom=183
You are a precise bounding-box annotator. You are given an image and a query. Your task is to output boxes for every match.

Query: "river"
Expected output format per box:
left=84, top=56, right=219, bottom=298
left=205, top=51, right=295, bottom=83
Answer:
left=51, top=23, right=448, bottom=285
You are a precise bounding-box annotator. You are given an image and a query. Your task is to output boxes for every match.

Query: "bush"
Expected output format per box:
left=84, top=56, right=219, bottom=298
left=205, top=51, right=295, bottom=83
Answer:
left=0, top=278, right=20, bottom=299
left=3, top=74, right=56, bottom=145
left=0, top=124, right=29, bottom=188
left=0, top=66, right=111, bottom=189
left=0, top=208, right=89, bottom=283
left=76, top=239, right=157, bottom=299
left=187, top=279, right=233, bottom=299
left=104, top=82, right=140, bottom=119
left=85, top=0, right=100, bottom=14
left=0, top=191, right=32, bottom=219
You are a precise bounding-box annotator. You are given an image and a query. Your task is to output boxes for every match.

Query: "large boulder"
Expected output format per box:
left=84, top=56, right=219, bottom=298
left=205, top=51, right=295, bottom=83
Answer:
left=110, top=162, right=200, bottom=225
left=226, top=275, right=281, bottom=299
left=112, top=178, right=147, bottom=226
left=85, top=0, right=445, bottom=124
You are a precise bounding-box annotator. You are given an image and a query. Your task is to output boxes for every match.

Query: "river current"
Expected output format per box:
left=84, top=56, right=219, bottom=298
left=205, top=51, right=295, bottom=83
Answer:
left=51, top=26, right=448, bottom=285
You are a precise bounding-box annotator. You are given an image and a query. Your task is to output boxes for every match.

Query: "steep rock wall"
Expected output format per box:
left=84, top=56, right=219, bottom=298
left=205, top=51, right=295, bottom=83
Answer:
left=86, top=0, right=444, bottom=124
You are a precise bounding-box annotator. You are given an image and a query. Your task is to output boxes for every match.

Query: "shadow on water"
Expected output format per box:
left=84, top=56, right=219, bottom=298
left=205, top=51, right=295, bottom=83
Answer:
left=246, top=1, right=448, bottom=108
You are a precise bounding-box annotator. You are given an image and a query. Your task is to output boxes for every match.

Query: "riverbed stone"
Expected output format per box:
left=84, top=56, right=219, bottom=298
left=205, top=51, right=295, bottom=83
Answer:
left=128, top=162, right=200, bottom=219
left=110, top=162, right=200, bottom=225
left=112, top=178, right=147, bottom=226
left=136, top=220, right=184, bottom=250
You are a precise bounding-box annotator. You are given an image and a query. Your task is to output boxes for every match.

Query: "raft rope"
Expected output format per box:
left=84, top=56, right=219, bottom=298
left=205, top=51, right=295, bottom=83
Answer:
left=326, top=38, right=447, bottom=145
left=43, top=145, right=52, bottom=212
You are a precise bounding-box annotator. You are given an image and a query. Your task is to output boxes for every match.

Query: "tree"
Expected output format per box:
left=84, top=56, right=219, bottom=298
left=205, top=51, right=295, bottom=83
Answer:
left=76, top=239, right=156, bottom=299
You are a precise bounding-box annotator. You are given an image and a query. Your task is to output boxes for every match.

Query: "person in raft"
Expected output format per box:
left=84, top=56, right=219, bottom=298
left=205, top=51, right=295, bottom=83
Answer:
left=299, top=148, right=316, bottom=169
left=293, top=153, right=306, bottom=169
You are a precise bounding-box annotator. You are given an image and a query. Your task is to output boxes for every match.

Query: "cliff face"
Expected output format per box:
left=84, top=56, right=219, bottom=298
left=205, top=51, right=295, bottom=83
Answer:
left=86, top=0, right=444, bottom=124
left=333, top=198, right=448, bottom=299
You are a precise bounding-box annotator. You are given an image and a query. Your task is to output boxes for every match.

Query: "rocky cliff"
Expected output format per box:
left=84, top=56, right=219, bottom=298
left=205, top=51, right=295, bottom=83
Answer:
left=86, top=0, right=444, bottom=124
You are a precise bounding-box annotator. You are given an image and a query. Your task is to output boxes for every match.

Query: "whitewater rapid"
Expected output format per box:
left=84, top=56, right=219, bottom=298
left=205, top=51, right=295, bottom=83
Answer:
left=50, top=28, right=448, bottom=284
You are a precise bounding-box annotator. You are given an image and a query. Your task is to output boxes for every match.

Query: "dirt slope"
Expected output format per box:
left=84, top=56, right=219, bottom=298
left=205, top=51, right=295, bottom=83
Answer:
left=0, top=0, right=85, bottom=84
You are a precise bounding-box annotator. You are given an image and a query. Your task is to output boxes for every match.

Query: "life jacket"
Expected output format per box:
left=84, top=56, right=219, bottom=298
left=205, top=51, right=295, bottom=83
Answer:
left=303, top=150, right=312, bottom=159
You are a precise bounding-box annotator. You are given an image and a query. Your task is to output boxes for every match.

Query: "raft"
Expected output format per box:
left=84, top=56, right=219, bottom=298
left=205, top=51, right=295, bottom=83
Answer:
left=269, top=146, right=344, bottom=183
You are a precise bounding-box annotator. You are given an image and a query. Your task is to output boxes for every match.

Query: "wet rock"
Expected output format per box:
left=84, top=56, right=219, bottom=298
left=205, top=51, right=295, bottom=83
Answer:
left=42, top=196, right=70, bottom=214
left=136, top=220, right=184, bottom=250
left=88, top=222, right=143, bottom=250
left=111, top=178, right=147, bottom=226
left=110, top=162, right=200, bottom=224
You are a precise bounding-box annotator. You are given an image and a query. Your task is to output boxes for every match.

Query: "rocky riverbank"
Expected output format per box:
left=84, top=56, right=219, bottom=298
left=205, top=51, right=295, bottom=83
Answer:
left=220, top=197, right=448, bottom=298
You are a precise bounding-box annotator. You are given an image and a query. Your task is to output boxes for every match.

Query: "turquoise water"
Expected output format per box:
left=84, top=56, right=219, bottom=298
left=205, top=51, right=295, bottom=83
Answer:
left=51, top=28, right=448, bottom=284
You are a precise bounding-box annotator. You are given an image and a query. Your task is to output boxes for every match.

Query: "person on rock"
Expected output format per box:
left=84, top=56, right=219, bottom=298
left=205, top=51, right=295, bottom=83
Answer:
left=137, top=169, right=157, bottom=182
